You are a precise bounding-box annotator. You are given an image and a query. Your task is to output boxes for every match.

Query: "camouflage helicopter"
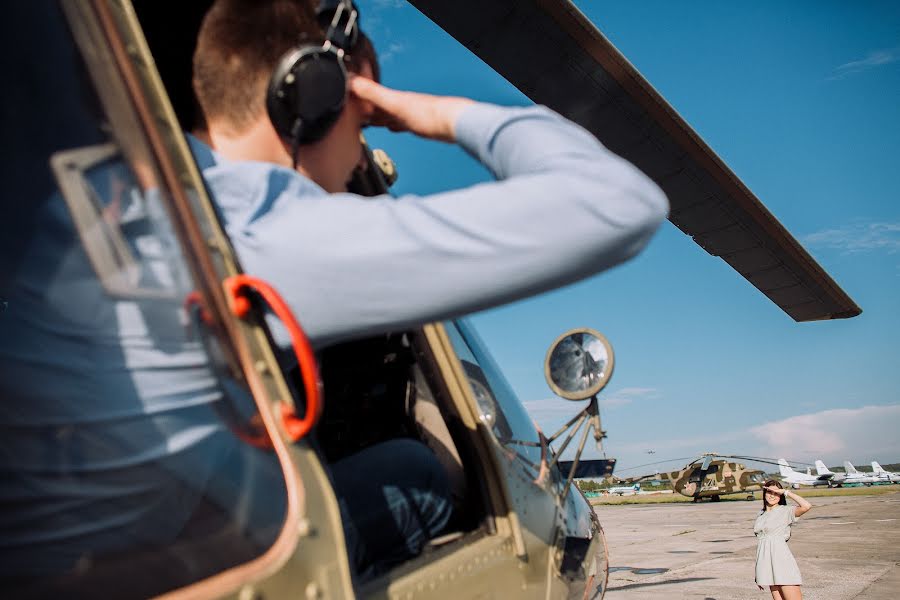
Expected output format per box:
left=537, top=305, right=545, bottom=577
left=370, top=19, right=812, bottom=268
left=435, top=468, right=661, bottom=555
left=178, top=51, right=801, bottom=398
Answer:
left=626, top=454, right=770, bottom=502
left=1, top=1, right=860, bottom=599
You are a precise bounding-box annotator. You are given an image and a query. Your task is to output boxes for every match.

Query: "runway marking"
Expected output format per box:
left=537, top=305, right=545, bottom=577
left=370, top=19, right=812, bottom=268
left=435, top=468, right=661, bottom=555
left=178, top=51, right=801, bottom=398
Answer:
left=827, top=521, right=855, bottom=525
left=874, top=519, right=896, bottom=522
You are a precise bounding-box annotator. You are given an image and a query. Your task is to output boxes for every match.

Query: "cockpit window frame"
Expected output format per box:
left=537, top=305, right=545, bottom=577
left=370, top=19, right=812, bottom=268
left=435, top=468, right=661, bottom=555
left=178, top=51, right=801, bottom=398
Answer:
left=58, top=1, right=315, bottom=596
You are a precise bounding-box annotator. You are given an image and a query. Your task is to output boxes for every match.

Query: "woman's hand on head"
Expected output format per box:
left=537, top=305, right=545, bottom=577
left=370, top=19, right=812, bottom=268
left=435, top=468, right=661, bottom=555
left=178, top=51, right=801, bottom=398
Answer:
left=764, top=486, right=785, bottom=496
left=348, top=75, right=474, bottom=143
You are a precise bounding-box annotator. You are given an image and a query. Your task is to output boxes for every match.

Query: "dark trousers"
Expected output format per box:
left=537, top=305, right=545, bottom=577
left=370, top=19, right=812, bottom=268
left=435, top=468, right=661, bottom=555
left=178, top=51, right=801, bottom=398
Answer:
left=331, top=438, right=453, bottom=580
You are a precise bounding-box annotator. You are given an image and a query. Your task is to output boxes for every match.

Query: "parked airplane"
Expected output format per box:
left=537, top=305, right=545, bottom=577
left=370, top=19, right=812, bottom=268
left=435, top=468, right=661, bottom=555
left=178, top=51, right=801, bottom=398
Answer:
left=843, top=462, right=878, bottom=485
left=815, top=460, right=847, bottom=487
left=778, top=459, right=832, bottom=488
left=872, top=462, right=900, bottom=484
left=608, top=484, right=641, bottom=496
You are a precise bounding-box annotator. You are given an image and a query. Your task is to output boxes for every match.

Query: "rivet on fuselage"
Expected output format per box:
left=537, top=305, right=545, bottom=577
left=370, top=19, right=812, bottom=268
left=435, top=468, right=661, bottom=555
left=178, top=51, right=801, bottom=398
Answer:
left=304, top=582, right=321, bottom=599
left=297, top=518, right=312, bottom=537
left=238, top=586, right=257, bottom=600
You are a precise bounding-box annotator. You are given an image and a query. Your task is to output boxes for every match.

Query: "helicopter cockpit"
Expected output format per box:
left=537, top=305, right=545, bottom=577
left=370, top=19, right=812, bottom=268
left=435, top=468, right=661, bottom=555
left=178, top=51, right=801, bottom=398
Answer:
left=1, top=4, right=611, bottom=599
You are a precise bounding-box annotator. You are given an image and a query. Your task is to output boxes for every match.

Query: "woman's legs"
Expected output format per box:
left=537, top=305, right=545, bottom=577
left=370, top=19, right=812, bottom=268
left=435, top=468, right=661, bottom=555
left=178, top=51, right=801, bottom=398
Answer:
left=769, top=586, right=784, bottom=600
left=778, top=585, right=802, bottom=600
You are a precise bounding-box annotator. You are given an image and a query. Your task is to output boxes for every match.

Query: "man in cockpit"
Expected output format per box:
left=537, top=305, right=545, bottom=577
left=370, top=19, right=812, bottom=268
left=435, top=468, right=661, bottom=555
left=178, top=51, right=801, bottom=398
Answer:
left=187, top=0, right=667, bottom=581
left=0, top=0, right=667, bottom=591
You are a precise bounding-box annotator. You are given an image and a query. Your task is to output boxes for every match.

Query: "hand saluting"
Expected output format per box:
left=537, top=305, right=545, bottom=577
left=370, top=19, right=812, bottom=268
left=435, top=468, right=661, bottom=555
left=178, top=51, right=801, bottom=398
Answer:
left=348, top=75, right=474, bottom=143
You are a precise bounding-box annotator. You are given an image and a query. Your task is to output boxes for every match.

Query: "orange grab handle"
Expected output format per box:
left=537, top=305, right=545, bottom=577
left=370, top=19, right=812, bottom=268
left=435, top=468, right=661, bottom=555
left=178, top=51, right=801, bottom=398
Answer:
left=224, top=274, right=321, bottom=442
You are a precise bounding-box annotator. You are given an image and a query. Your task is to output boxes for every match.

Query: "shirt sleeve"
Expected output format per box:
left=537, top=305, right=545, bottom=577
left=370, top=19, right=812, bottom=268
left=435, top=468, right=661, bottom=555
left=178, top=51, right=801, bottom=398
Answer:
left=228, top=103, right=669, bottom=347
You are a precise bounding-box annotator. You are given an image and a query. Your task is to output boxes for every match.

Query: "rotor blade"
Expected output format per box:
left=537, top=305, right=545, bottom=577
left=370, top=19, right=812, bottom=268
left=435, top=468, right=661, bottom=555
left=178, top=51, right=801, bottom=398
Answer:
left=625, top=472, right=658, bottom=484
left=614, top=457, right=694, bottom=473
left=721, top=455, right=783, bottom=467
left=410, top=0, right=861, bottom=322
left=729, top=455, right=816, bottom=468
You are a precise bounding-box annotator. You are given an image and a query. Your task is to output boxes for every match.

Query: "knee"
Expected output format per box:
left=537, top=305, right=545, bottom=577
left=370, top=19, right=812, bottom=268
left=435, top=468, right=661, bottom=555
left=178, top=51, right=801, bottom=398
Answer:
left=386, top=439, right=453, bottom=531
left=408, top=439, right=451, bottom=489
left=372, top=439, right=450, bottom=485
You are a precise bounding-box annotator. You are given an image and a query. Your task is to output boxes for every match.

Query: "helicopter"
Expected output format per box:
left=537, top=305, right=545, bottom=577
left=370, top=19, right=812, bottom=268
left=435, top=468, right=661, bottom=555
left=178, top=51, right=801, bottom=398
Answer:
left=624, top=454, right=771, bottom=502
left=1, top=1, right=861, bottom=599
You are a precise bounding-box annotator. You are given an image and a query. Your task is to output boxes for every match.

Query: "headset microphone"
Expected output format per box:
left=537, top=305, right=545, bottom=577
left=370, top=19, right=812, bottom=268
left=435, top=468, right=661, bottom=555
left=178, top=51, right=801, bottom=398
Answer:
left=266, top=0, right=360, bottom=162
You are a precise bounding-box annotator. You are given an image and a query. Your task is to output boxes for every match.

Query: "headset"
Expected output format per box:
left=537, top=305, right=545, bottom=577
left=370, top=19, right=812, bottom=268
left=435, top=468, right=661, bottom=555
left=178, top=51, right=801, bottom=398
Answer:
left=266, top=0, right=360, bottom=156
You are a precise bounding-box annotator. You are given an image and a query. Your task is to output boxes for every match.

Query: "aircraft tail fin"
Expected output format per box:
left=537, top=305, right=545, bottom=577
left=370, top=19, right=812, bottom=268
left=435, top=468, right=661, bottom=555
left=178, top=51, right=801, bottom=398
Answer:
left=778, top=458, right=793, bottom=477
left=843, top=461, right=859, bottom=474
left=815, top=460, right=832, bottom=476
left=872, top=461, right=885, bottom=474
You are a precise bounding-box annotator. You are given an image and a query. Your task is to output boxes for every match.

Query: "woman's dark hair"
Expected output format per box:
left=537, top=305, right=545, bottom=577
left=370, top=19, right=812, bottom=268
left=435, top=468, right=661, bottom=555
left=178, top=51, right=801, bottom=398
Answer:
left=762, top=479, right=787, bottom=510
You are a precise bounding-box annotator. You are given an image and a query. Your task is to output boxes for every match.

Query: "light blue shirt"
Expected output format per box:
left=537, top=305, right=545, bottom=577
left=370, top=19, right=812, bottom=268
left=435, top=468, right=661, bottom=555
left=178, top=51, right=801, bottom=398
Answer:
left=191, top=103, right=668, bottom=348
left=0, top=102, right=665, bottom=575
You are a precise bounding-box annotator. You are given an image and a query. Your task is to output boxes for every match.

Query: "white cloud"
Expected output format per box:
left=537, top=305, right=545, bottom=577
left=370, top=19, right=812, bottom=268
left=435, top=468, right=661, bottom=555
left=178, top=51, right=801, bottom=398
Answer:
left=601, top=387, right=660, bottom=408
left=379, top=42, right=406, bottom=63
left=803, top=221, right=900, bottom=254
left=749, top=405, right=900, bottom=464
left=363, top=0, right=410, bottom=54
left=522, top=387, right=659, bottom=422
left=608, top=404, right=900, bottom=474
left=827, top=47, right=900, bottom=80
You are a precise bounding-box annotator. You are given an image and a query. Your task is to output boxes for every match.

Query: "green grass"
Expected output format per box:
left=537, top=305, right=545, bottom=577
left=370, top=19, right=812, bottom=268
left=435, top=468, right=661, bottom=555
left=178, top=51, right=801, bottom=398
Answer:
left=590, top=493, right=698, bottom=505
left=589, top=485, right=900, bottom=506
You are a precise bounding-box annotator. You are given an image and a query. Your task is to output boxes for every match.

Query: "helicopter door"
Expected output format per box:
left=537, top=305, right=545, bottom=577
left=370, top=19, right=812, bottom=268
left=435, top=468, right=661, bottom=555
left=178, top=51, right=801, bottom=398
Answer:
left=0, top=3, right=303, bottom=597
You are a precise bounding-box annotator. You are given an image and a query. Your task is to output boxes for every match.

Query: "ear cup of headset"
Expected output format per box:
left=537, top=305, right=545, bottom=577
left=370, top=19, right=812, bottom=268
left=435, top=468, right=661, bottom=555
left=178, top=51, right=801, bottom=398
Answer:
left=266, top=45, right=347, bottom=145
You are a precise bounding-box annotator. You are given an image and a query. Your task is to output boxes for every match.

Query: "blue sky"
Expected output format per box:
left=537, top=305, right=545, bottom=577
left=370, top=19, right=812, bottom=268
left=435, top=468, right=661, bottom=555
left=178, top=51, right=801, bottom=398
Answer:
left=357, top=1, right=900, bottom=474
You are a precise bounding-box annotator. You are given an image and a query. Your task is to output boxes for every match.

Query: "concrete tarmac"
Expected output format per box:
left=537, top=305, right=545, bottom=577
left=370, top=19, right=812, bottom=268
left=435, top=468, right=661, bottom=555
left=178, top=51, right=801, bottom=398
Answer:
left=595, top=491, right=900, bottom=599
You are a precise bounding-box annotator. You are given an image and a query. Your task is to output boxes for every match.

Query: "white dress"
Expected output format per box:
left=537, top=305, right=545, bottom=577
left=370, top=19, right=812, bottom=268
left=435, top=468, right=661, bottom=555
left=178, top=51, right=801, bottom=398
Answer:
left=754, top=504, right=802, bottom=586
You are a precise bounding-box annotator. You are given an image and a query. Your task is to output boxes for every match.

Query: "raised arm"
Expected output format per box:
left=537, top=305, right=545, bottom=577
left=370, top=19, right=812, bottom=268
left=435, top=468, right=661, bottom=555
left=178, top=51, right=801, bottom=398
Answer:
left=785, top=489, right=812, bottom=517
left=225, top=81, right=668, bottom=347
left=766, top=485, right=812, bottom=518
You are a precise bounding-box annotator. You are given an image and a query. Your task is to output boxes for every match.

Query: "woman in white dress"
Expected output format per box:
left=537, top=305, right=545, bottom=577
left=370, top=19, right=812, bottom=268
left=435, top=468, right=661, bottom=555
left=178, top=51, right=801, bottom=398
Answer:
left=754, top=479, right=812, bottom=599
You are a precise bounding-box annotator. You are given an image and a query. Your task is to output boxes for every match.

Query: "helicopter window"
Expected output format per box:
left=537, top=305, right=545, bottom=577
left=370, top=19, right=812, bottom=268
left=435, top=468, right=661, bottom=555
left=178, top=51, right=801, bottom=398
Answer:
left=444, top=320, right=548, bottom=484
left=0, top=4, right=288, bottom=597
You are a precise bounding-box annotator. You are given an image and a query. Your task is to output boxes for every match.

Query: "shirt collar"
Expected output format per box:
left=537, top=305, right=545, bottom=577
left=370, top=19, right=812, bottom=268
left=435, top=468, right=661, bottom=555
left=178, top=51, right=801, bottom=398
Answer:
left=185, top=133, right=220, bottom=171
